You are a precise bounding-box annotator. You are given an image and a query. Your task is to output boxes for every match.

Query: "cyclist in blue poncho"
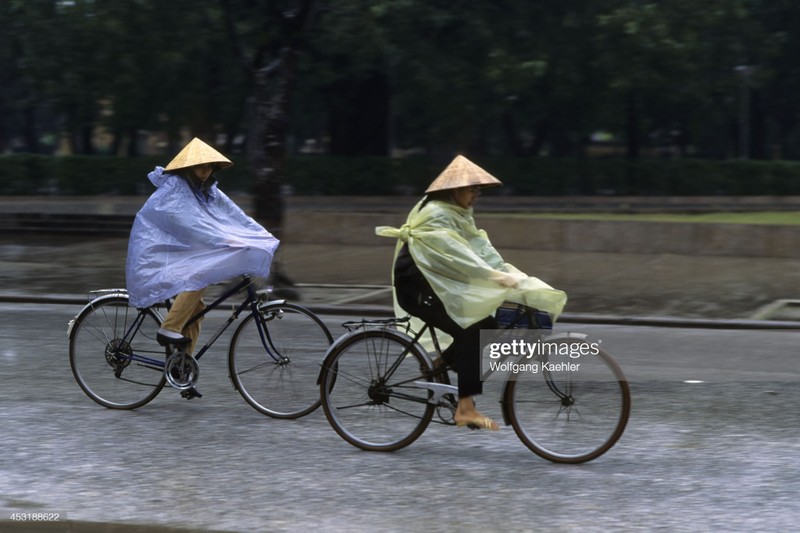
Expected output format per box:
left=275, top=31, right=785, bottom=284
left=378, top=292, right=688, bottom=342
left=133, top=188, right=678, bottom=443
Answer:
left=126, top=138, right=279, bottom=393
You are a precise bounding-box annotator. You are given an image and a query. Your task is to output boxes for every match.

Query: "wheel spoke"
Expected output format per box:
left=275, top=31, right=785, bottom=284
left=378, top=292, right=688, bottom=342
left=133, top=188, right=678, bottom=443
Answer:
left=229, top=303, right=332, bottom=419
left=320, top=329, right=435, bottom=452
left=69, top=296, right=166, bottom=409
left=506, top=339, right=630, bottom=463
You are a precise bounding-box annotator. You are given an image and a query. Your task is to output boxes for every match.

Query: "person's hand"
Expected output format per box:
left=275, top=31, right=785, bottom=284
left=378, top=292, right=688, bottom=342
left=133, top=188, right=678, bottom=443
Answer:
left=491, top=271, right=525, bottom=289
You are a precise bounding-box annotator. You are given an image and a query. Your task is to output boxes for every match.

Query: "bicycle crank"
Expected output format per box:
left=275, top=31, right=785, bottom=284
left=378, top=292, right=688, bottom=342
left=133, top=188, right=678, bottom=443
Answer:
left=164, top=352, right=199, bottom=391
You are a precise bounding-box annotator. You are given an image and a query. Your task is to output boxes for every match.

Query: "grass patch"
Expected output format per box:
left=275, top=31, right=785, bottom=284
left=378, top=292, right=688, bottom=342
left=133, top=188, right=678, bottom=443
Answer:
left=482, top=211, right=800, bottom=225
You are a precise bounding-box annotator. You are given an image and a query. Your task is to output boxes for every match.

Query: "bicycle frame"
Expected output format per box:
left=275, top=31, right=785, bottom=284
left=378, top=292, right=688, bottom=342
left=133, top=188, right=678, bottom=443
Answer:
left=330, top=318, right=583, bottom=423
left=320, top=314, right=630, bottom=461
left=111, top=276, right=287, bottom=370
left=178, top=277, right=257, bottom=362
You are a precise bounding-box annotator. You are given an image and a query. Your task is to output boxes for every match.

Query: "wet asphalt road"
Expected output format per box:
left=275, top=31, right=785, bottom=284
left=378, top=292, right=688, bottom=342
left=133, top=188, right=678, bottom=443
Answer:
left=1, top=303, right=799, bottom=532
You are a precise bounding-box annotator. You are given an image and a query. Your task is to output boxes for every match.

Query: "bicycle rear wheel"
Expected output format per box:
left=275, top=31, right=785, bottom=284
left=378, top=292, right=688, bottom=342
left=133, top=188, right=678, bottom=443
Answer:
left=503, top=338, right=631, bottom=463
left=228, top=302, right=333, bottom=419
left=69, top=295, right=167, bottom=409
left=319, top=329, right=435, bottom=452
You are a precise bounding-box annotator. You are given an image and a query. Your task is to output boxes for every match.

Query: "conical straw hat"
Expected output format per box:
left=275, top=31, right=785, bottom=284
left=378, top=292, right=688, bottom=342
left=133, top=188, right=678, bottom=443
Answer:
left=424, top=155, right=502, bottom=193
left=164, top=137, right=233, bottom=171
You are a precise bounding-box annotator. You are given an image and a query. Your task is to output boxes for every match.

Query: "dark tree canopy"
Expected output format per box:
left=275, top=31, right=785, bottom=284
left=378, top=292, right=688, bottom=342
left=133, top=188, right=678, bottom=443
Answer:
left=3, top=0, right=800, bottom=202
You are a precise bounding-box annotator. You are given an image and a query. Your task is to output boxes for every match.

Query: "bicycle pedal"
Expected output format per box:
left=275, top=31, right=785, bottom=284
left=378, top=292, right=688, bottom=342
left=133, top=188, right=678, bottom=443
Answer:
left=181, top=387, right=203, bottom=400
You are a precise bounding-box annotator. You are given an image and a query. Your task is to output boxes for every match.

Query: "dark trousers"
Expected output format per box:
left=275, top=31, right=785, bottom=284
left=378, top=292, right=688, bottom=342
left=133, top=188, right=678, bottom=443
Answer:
left=396, top=287, right=495, bottom=398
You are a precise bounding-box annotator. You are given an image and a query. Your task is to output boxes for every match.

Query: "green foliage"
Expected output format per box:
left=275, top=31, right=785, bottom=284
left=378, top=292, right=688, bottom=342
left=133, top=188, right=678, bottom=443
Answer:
left=0, top=154, right=255, bottom=195
left=6, top=1, right=800, bottom=165
left=284, top=156, right=440, bottom=195
left=0, top=155, right=56, bottom=194
left=3, top=155, right=800, bottom=197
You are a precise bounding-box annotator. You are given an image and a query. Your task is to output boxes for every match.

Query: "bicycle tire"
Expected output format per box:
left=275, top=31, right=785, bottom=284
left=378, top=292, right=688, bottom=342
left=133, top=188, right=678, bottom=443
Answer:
left=319, top=328, right=435, bottom=452
left=503, top=338, right=631, bottom=464
left=228, top=302, right=333, bottom=419
left=69, top=294, right=167, bottom=409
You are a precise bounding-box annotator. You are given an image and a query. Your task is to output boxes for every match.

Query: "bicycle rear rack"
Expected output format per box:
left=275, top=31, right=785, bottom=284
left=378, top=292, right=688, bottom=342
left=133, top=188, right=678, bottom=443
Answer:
left=342, top=316, right=412, bottom=333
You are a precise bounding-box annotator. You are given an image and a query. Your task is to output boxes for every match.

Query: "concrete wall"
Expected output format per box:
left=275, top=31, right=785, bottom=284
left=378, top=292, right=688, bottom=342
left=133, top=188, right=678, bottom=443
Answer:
left=2, top=196, right=799, bottom=258
left=283, top=211, right=800, bottom=258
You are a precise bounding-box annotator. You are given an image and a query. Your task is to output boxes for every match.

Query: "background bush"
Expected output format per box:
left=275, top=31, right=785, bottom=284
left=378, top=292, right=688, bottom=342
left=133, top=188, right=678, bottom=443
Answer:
left=2, top=154, right=800, bottom=196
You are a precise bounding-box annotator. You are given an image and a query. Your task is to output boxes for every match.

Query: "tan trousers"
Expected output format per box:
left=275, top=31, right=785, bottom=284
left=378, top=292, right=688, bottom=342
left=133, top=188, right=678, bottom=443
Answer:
left=160, top=289, right=206, bottom=354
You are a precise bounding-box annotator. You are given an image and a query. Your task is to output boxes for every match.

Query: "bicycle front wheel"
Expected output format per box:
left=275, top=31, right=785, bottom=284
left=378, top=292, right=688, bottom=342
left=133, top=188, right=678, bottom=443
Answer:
left=504, top=339, right=631, bottom=463
left=228, top=302, right=333, bottom=419
left=319, top=329, right=435, bottom=452
left=69, top=295, right=167, bottom=409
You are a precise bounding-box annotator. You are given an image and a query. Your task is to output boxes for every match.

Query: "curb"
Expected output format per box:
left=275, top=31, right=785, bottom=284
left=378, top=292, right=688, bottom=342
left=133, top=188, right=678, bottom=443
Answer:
left=4, top=294, right=800, bottom=330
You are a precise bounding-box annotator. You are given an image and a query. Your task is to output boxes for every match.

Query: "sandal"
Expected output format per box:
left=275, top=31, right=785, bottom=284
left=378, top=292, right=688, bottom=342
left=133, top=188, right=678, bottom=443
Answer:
left=455, top=415, right=499, bottom=431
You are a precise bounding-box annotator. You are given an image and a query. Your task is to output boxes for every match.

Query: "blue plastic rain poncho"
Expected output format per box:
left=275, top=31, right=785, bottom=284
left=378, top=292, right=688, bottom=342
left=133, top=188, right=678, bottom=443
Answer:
left=376, top=198, right=567, bottom=329
left=126, top=167, right=279, bottom=309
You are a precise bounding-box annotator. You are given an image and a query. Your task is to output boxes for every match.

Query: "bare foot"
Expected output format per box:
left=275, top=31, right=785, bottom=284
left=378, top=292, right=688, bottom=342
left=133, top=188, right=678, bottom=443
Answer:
left=454, top=397, right=499, bottom=431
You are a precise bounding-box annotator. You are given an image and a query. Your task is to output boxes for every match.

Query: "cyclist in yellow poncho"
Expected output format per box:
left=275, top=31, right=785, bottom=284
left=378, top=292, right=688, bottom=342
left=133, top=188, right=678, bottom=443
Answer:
left=376, top=155, right=567, bottom=431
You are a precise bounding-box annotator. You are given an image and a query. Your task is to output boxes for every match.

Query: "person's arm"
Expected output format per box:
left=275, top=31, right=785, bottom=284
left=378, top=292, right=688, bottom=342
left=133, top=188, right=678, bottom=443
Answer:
left=412, top=210, right=524, bottom=288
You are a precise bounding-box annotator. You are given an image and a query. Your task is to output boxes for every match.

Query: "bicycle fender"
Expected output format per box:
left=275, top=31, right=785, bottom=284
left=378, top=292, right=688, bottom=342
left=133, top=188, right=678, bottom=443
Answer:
left=67, top=292, right=130, bottom=339
left=543, top=331, right=589, bottom=342
left=258, top=298, right=288, bottom=306
left=316, top=327, right=435, bottom=384
left=317, top=329, right=356, bottom=385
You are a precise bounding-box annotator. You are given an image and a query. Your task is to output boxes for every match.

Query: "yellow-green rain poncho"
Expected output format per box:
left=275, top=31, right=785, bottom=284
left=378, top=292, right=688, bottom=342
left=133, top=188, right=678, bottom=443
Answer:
left=376, top=198, right=567, bottom=329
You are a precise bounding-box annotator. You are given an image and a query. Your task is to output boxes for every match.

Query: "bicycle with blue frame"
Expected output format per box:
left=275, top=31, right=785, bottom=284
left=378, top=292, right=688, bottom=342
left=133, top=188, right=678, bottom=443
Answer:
left=68, top=275, right=333, bottom=418
left=317, top=304, right=630, bottom=463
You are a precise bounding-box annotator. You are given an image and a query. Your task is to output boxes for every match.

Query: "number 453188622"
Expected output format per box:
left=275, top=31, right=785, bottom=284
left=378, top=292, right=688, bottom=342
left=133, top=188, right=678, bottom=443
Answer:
left=9, top=512, right=63, bottom=521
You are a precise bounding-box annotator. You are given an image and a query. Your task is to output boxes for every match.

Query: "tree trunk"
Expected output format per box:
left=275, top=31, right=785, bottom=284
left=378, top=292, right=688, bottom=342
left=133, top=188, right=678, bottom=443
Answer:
left=81, top=124, right=95, bottom=155
left=225, top=0, right=315, bottom=235
left=23, top=104, right=38, bottom=153
left=248, top=53, right=294, bottom=235
left=327, top=72, right=390, bottom=156
left=750, top=90, right=766, bottom=160
left=624, top=90, right=642, bottom=194
left=625, top=90, right=641, bottom=160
